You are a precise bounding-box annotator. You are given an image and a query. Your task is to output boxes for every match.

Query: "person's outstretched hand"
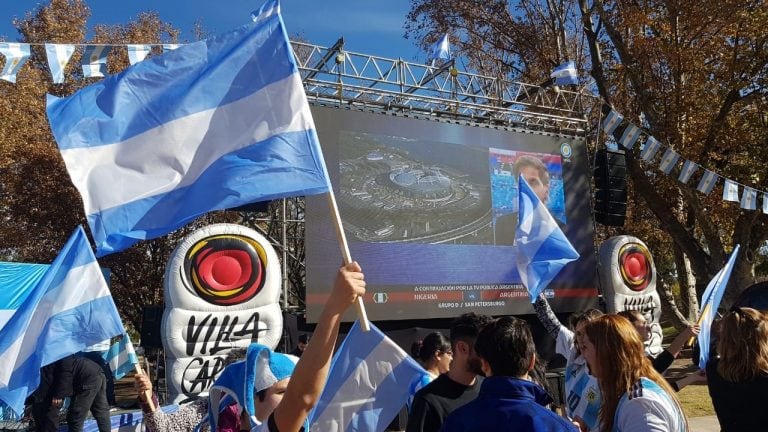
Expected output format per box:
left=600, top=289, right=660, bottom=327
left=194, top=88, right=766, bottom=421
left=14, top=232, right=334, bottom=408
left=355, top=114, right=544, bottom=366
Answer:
left=324, top=261, right=366, bottom=316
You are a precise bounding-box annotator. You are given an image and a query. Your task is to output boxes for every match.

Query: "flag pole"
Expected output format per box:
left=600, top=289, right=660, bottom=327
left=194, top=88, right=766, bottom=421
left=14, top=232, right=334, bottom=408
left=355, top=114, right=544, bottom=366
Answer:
left=326, top=191, right=370, bottom=332
left=134, top=360, right=156, bottom=411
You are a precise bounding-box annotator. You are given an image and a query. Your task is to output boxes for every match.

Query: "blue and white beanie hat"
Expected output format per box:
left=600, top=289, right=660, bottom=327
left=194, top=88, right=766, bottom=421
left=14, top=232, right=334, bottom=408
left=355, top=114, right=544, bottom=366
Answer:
left=205, top=343, right=298, bottom=431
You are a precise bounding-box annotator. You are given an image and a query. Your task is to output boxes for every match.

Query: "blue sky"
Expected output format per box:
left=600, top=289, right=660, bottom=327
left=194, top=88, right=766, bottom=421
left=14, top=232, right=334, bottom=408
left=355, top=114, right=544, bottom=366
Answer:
left=0, top=0, right=424, bottom=61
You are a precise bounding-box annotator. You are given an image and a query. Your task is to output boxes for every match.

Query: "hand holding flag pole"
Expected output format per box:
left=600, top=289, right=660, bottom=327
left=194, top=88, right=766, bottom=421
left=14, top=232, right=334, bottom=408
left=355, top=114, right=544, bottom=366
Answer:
left=327, top=190, right=370, bottom=331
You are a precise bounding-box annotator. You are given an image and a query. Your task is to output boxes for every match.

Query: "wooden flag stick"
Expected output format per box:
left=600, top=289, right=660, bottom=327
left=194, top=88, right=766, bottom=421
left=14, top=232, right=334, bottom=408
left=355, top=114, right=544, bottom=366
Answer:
left=326, top=191, right=370, bottom=332
left=134, top=362, right=156, bottom=411
left=687, top=303, right=710, bottom=347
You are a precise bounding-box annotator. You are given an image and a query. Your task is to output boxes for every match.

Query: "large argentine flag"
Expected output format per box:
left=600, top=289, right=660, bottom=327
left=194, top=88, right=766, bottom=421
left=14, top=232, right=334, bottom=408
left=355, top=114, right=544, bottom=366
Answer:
left=0, top=227, right=125, bottom=415
left=515, top=176, right=579, bottom=302
left=0, top=263, right=48, bottom=329
left=308, top=321, right=428, bottom=432
left=697, top=245, right=740, bottom=369
left=46, top=0, right=330, bottom=256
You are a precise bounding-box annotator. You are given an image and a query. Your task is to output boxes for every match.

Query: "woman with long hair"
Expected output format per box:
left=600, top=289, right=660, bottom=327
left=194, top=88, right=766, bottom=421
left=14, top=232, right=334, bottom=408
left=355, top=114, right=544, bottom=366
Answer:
left=581, top=315, right=687, bottom=432
left=534, top=295, right=603, bottom=431
left=706, top=307, right=768, bottom=431
left=617, top=309, right=699, bottom=374
left=407, top=331, right=452, bottom=410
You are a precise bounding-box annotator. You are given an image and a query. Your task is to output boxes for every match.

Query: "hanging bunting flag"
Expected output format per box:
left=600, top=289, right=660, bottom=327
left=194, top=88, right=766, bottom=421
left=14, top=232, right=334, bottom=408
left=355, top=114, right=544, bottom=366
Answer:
left=82, top=45, right=111, bottom=78
left=740, top=187, right=757, bottom=210
left=640, top=136, right=661, bottom=162
left=763, top=193, right=768, bottom=214
left=550, top=61, right=578, bottom=86
left=723, top=179, right=739, bottom=202
left=618, top=123, right=642, bottom=150
left=126, top=44, right=151, bottom=65
left=45, top=43, right=76, bottom=84
left=678, top=160, right=698, bottom=184
left=697, top=170, right=718, bottom=195
left=602, top=108, right=624, bottom=136
left=162, top=44, right=180, bottom=53
left=0, top=42, right=31, bottom=83
left=658, top=148, right=680, bottom=174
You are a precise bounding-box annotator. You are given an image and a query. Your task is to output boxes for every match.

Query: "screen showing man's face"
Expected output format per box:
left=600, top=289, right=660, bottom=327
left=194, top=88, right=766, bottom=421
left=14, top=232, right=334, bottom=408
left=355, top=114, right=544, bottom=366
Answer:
left=519, top=165, right=549, bottom=203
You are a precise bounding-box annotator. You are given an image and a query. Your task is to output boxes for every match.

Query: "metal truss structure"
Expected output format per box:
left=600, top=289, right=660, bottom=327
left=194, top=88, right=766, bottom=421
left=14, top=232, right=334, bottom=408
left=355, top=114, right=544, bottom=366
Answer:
left=292, top=38, right=589, bottom=137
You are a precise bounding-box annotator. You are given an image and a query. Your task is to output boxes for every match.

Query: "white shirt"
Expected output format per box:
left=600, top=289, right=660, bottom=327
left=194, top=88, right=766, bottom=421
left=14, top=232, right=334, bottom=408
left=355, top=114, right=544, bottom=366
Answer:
left=613, top=378, right=686, bottom=432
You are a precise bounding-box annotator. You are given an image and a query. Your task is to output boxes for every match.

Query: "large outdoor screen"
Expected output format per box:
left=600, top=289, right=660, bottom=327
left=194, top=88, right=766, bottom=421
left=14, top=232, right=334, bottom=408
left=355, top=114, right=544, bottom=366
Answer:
left=306, top=106, right=598, bottom=322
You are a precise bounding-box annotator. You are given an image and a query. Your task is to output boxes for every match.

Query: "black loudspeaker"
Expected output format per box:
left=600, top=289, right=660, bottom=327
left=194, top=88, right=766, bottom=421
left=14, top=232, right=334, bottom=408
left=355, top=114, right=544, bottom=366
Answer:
left=594, top=149, right=627, bottom=226
left=141, top=305, right=164, bottom=349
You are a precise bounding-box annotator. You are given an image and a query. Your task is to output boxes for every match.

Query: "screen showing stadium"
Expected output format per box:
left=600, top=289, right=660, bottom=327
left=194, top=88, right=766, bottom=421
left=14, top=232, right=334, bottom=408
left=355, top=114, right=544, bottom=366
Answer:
left=306, top=106, right=598, bottom=322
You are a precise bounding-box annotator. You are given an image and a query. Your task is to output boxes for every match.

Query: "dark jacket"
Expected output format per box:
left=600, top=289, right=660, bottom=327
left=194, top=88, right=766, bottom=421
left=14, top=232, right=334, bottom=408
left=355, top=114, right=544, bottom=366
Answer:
left=36, top=355, right=104, bottom=401
left=441, top=376, right=578, bottom=432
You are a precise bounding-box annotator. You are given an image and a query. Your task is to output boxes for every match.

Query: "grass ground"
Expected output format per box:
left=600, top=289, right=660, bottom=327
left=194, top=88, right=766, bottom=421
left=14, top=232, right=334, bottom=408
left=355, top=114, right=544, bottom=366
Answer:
left=678, top=382, right=715, bottom=417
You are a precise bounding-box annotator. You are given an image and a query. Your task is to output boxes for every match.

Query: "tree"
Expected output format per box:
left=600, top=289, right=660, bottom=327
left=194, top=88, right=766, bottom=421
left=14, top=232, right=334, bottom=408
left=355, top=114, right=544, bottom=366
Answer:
left=406, top=0, right=768, bottom=322
left=0, top=0, right=241, bottom=331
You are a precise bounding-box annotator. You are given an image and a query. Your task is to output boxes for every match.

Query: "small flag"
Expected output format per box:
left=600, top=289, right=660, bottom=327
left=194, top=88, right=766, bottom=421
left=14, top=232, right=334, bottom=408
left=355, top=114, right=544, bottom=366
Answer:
left=658, top=148, right=680, bottom=174
left=0, top=42, right=31, bottom=83
left=697, top=170, right=718, bottom=195
left=602, top=109, right=624, bottom=136
left=45, top=43, right=76, bottom=84
left=515, top=176, right=579, bottom=303
left=430, top=33, right=451, bottom=65
left=126, top=44, right=151, bottom=65
left=103, top=334, right=139, bottom=380
left=677, top=160, right=698, bottom=184
left=251, top=0, right=280, bottom=22
left=0, top=227, right=125, bottom=415
left=740, top=187, right=757, bottom=210
left=47, top=0, right=331, bottom=255
left=698, top=245, right=740, bottom=369
left=82, top=45, right=111, bottom=78
left=550, top=61, right=578, bottom=86
left=723, top=179, right=739, bottom=202
left=162, top=44, right=180, bottom=53
left=309, top=321, right=428, bottom=432
left=618, top=123, right=642, bottom=150
left=763, top=193, right=768, bottom=214
left=640, top=136, right=661, bottom=162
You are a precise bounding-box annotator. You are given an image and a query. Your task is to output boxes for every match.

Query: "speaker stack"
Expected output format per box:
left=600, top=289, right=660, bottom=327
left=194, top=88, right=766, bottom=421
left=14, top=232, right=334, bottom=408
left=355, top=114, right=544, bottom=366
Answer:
left=594, top=148, right=627, bottom=226
left=140, top=305, right=164, bottom=349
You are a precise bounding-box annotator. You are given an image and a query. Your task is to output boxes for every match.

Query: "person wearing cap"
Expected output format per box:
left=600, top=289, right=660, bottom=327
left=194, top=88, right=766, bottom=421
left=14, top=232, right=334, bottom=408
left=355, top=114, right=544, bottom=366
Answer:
left=135, top=261, right=366, bottom=432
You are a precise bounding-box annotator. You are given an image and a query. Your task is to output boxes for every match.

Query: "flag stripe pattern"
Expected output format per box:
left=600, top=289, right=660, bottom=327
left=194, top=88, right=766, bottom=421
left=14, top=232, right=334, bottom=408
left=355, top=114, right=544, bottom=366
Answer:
left=740, top=187, right=757, bottom=210
left=697, top=245, right=740, bottom=369
left=678, top=160, right=698, bottom=184
left=0, top=227, right=125, bottom=414
left=697, top=170, right=718, bottom=195
left=551, top=61, right=578, bottom=86
left=658, top=148, right=680, bottom=174
left=47, top=2, right=330, bottom=255
left=602, top=109, right=624, bottom=136
left=45, top=43, right=76, bottom=84
left=104, top=335, right=139, bottom=380
left=723, top=179, right=739, bottom=202
left=640, top=137, right=661, bottom=162
left=81, top=45, right=111, bottom=78
left=126, top=45, right=151, bottom=65
left=0, top=263, right=48, bottom=329
left=515, top=176, right=579, bottom=303
left=309, top=321, right=428, bottom=432
left=0, top=42, right=31, bottom=83
left=618, top=123, right=641, bottom=150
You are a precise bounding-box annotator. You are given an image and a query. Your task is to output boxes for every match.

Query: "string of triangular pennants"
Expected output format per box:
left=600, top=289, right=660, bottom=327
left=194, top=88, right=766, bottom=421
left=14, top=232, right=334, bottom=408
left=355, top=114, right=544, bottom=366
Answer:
left=0, top=41, right=182, bottom=83
left=601, top=106, right=767, bottom=213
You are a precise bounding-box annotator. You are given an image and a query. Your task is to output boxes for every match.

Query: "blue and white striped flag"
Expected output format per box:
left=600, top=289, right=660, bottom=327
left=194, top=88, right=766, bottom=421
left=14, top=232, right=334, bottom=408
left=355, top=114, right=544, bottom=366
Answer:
left=430, top=33, right=451, bottom=65
left=126, top=44, right=151, bottom=65
left=45, top=43, right=76, bottom=84
left=658, top=148, right=679, bottom=174
left=103, top=334, right=139, bottom=380
left=602, top=109, right=624, bottom=136
left=618, top=123, right=642, bottom=150
left=0, top=227, right=125, bottom=415
left=678, top=160, right=698, bottom=184
left=162, top=44, right=180, bottom=53
left=47, top=0, right=331, bottom=256
left=697, top=170, right=718, bottom=195
left=698, top=245, right=740, bottom=369
left=723, top=179, right=739, bottom=202
left=550, top=61, right=578, bottom=86
left=763, top=193, right=768, bottom=214
left=0, top=263, right=47, bottom=329
left=640, top=136, right=661, bottom=162
left=81, top=45, right=111, bottom=78
left=515, top=176, right=579, bottom=303
left=0, top=42, right=31, bottom=83
left=740, top=187, right=757, bottom=210
left=309, top=321, right=428, bottom=432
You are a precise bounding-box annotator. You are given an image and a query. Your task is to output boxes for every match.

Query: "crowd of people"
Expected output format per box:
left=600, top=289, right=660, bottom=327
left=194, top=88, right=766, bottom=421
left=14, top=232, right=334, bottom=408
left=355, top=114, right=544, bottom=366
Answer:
left=29, top=261, right=768, bottom=432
